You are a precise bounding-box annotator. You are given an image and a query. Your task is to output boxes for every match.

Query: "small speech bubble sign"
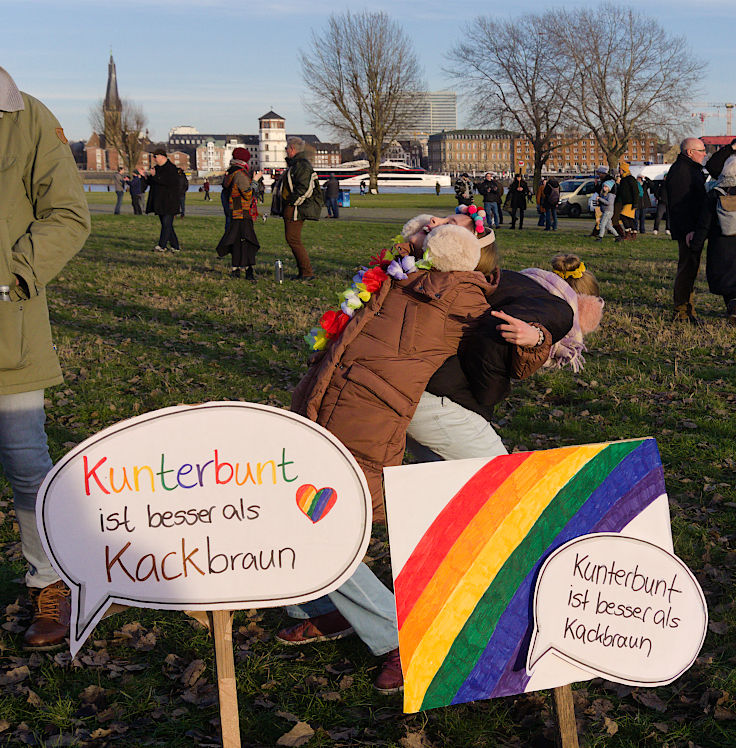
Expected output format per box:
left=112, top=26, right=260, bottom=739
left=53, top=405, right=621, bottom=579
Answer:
left=527, top=533, right=707, bottom=687
left=37, top=403, right=372, bottom=656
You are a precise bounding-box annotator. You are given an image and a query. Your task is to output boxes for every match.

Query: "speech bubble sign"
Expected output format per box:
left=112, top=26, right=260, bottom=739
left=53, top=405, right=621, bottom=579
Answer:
left=37, top=402, right=372, bottom=656
left=527, top=533, right=707, bottom=687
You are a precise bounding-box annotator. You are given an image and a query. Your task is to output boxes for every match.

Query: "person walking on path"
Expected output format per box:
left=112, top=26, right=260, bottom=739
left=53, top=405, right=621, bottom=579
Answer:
left=507, top=173, right=531, bottom=230
left=653, top=180, right=670, bottom=235
left=216, top=147, right=261, bottom=280
left=665, top=137, right=708, bottom=324
left=113, top=166, right=126, bottom=214
left=129, top=170, right=144, bottom=215
left=594, top=181, right=619, bottom=241
left=203, top=178, right=211, bottom=201
left=475, top=172, right=502, bottom=228
left=281, top=137, right=323, bottom=280
left=324, top=174, right=340, bottom=218
left=144, top=147, right=182, bottom=252
left=0, top=66, right=90, bottom=650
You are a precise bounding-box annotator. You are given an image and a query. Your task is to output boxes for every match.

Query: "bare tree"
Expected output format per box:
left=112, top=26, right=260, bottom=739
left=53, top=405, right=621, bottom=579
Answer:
left=447, top=14, right=577, bottom=189
left=90, top=98, right=148, bottom=173
left=300, top=11, right=424, bottom=193
left=551, top=4, right=704, bottom=170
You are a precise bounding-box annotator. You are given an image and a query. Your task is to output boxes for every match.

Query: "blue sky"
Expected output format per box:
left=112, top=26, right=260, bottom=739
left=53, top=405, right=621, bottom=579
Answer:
left=4, top=0, right=734, bottom=143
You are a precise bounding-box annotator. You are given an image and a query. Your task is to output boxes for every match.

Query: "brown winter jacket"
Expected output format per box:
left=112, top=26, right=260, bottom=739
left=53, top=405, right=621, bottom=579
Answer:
left=291, top=248, right=552, bottom=523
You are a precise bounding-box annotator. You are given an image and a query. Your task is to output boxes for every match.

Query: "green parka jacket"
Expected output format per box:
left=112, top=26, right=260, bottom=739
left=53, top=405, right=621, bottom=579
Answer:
left=281, top=151, right=323, bottom=220
left=0, top=71, right=90, bottom=395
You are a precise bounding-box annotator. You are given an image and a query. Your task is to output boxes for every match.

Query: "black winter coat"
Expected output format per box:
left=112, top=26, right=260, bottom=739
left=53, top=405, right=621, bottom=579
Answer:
left=690, top=186, right=736, bottom=297
left=324, top=177, right=340, bottom=199
left=507, top=179, right=531, bottom=208
left=145, top=160, right=181, bottom=216
left=475, top=178, right=502, bottom=203
left=426, top=270, right=574, bottom=420
left=706, top=142, right=736, bottom=179
left=615, top=175, right=638, bottom=207
left=665, top=153, right=706, bottom=240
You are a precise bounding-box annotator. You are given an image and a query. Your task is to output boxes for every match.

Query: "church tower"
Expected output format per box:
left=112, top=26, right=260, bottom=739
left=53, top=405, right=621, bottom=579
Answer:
left=103, top=54, right=122, bottom=145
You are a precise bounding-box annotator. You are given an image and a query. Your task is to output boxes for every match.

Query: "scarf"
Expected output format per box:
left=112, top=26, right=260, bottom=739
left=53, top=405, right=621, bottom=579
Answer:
left=519, top=268, right=587, bottom=373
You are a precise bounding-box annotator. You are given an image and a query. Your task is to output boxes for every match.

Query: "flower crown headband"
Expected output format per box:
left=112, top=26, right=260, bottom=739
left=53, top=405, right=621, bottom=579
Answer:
left=552, top=261, right=586, bottom=280
left=305, top=245, right=433, bottom=351
left=455, top=204, right=486, bottom=234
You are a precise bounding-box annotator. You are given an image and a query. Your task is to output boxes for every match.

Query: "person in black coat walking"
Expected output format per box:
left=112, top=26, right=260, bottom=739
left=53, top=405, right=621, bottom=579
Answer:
left=506, top=173, right=531, bottom=229
left=324, top=175, right=340, bottom=218
left=665, top=138, right=708, bottom=323
left=144, top=148, right=181, bottom=252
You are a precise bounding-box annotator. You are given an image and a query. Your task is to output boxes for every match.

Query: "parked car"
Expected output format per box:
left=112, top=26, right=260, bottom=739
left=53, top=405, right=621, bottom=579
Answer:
left=557, top=178, right=597, bottom=218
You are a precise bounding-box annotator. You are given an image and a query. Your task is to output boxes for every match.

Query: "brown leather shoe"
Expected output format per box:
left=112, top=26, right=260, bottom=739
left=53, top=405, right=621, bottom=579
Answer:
left=275, top=610, right=353, bottom=646
left=373, top=648, right=404, bottom=694
left=23, top=581, right=71, bottom=651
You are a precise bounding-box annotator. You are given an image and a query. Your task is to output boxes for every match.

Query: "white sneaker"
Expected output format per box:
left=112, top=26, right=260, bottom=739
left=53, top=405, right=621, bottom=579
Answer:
left=154, top=245, right=166, bottom=252
left=652, top=230, right=658, bottom=235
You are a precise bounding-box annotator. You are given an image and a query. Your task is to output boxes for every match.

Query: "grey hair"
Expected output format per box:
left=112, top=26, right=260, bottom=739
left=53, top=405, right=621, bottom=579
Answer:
left=287, top=136, right=305, bottom=153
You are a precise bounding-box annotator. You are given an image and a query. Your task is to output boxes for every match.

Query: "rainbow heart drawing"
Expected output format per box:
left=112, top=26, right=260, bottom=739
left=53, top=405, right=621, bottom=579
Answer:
left=296, top=484, right=338, bottom=523
left=387, top=437, right=668, bottom=713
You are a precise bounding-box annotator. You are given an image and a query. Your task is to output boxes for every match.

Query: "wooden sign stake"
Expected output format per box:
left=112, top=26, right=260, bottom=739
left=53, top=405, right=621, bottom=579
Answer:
left=212, top=610, right=241, bottom=748
left=552, top=685, right=579, bottom=748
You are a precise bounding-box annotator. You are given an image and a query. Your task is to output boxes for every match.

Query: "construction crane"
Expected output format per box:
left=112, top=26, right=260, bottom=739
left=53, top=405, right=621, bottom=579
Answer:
left=691, top=111, right=723, bottom=137
left=690, top=102, right=736, bottom=136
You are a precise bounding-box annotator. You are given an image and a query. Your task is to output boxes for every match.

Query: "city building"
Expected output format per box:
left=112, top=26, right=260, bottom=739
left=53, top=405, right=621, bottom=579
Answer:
left=196, top=138, right=258, bottom=174
left=171, top=129, right=259, bottom=170
left=259, top=111, right=287, bottom=171
left=400, top=91, right=457, bottom=139
left=428, top=129, right=664, bottom=174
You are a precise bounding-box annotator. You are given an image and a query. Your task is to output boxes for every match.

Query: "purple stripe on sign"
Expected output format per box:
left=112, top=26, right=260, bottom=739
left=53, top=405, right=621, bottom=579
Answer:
left=487, top=462, right=665, bottom=700
left=450, top=441, right=661, bottom=704
left=311, top=488, right=334, bottom=521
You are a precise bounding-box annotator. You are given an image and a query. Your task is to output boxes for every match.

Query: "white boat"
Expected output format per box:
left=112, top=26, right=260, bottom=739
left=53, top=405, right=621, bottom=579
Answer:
left=264, top=160, right=451, bottom=188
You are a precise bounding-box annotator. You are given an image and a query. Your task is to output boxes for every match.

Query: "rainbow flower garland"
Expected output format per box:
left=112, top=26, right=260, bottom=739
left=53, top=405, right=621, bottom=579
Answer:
left=305, top=244, right=433, bottom=351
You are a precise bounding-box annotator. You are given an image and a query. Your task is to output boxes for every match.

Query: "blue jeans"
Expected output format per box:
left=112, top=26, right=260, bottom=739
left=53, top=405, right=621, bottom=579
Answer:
left=484, top=201, right=500, bottom=228
left=545, top=207, right=558, bottom=230
left=0, top=390, right=58, bottom=589
left=158, top=214, right=180, bottom=250
left=285, top=563, right=398, bottom=656
left=114, top=191, right=124, bottom=214
left=325, top=197, right=339, bottom=218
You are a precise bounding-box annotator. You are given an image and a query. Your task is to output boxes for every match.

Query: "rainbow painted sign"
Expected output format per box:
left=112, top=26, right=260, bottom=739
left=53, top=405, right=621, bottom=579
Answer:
left=384, top=438, right=687, bottom=713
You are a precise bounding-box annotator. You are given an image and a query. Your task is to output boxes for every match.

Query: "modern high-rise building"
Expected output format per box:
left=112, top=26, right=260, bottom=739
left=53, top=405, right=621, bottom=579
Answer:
left=400, top=91, right=457, bottom=138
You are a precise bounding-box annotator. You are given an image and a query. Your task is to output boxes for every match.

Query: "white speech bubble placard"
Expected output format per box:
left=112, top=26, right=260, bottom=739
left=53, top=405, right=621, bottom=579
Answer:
left=37, top=402, right=372, bottom=656
left=527, top=533, right=707, bottom=687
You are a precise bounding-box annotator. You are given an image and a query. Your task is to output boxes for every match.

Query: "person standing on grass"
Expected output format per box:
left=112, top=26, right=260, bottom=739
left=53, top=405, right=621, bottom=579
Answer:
left=144, top=147, right=181, bottom=253
left=543, top=177, right=560, bottom=231
left=665, top=137, right=708, bottom=324
left=690, top=144, right=736, bottom=326
left=507, top=173, right=531, bottom=230
left=203, top=177, right=211, bottom=201
left=0, top=66, right=90, bottom=650
left=129, top=169, right=144, bottom=215
left=216, top=147, right=261, bottom=281
left=113, top=165, right=125, bottom=214
left=454, top=172, right=474, bottom=206
left=536, top=177, right=547, bottom=227
left=476, top=172, right=502, bottom=228
left=281, top=137, right=323, bottom=280
left=614, top=161, right=639, bottom=240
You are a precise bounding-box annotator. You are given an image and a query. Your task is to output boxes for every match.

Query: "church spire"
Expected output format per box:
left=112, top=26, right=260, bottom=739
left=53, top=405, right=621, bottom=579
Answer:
left=104, top=53, right=121, bottom=113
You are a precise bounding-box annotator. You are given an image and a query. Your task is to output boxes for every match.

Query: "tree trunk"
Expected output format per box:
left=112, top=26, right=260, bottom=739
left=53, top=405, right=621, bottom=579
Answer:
left=533, top=150, right=545, bottom=192
left=368, top=152, right=380, bottom=194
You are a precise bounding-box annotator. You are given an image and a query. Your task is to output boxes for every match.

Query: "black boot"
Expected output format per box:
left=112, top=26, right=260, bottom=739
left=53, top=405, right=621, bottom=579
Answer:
left=245, top=266, right=255, bottom=282
left=230, top=268, right=241, bottom=278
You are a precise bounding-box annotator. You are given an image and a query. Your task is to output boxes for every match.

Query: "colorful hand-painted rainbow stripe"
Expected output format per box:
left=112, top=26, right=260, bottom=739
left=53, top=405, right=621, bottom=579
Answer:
left=296, top=484, right=337, bottom=523
left=393, top=438, right=665, bottom=713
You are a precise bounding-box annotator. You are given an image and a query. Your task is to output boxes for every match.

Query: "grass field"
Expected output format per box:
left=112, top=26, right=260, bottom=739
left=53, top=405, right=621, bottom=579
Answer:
left=1, top=193, right=734, bottom=747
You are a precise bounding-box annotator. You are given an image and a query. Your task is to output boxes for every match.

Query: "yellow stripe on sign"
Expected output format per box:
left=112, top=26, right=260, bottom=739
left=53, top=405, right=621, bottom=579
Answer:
left=402, top=443, right=607, bottom=712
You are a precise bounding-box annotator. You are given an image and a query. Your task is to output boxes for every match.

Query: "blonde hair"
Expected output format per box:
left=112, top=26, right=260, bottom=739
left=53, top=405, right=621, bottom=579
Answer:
left=475, top=243, right=499, bottom=277
left=551, top=254, right=599, bottom=296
